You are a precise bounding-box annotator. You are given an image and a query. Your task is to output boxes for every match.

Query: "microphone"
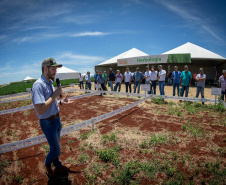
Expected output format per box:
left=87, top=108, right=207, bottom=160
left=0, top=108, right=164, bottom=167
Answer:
left=56, top=78, right=62, bottom=98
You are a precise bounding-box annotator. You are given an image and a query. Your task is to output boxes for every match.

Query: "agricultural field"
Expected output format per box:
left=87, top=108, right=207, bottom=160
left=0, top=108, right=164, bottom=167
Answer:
left=0, top=89, right=225, bottom=185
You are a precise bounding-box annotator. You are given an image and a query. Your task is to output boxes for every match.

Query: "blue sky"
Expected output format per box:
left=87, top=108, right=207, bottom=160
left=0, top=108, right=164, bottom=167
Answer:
left=0, top=0, right=225, bottom=85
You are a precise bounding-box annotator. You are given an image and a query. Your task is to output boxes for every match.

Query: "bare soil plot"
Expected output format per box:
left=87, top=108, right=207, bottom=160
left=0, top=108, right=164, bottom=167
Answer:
left=0, top=93, right=225, bottom=185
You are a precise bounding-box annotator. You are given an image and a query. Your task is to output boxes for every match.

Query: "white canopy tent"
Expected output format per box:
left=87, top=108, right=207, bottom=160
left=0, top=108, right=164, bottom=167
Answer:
left=163, top=42, right=225, bottom=60
left=23, top=76, right=34, bottom=82
left=97, top=48, right=148, bottom=66
left=55, top=66, right=79, bottom=80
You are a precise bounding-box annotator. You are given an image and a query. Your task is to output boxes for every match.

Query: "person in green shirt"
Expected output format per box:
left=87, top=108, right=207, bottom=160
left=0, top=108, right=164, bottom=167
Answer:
left=102, top=71, right=107, bottom=90
left=180, top=65, right=192, bottom=97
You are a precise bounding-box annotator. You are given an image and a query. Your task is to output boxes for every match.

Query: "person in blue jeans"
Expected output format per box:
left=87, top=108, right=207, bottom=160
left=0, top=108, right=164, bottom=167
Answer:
left=150, top=66, right=158, bottom=94
left=114, top=70, right=123, bottom=92
left=144, top=66, right=151, bottom=94
left=94, top=71, right=99, bottom=90
left=85, top=71, right=92, bottom=91
left=32, top=58, right=74, bottom=177
left=195, top=68, right=206, bottom=105
left=167, top=70, right=172, bottom=86
left=124, top=67, right=132, bottom=93
left=158, top=65, right=166, bottom=96
left=133, top=67, right=144, bottom=94
left=180, top=65, right=192, bottom=97
left=108, top=68, right=115, bottom=91
left=172, top=66, right=181, bottom=96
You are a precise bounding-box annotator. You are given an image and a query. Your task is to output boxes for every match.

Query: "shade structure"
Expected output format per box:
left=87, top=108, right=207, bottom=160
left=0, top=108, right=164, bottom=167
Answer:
left=23, top=76, right=34, bottom=81
left=97, top=48, right=148, bottom=66
left=95, top=48, right=148, bottom=74
left=55, top=66, right=79, bottom=80
left=163, top=42, right=225, bottom=60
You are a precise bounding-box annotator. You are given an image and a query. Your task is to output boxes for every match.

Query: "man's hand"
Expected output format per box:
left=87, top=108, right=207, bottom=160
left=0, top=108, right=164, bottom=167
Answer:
left=54, top=87, right=62, bottom=98
left=129, top=81, right=131, bottom=84
left=62, top=95, right=74, bottom=104
left=188, top=83, right=190, bottom=86
left=139, top=79, right=142, bottom=82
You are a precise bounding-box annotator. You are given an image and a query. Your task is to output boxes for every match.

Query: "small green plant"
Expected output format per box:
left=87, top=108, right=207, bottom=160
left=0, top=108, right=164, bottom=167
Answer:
left=78, top=153, right=91, bottom=164
left=96, top=146, right=120, bottom=166
left=182, top=123, right=205, bottom=139
left=102, top=132, right=117, bottom=144
left=80, top=132, right=89, bottom=140
left=152, top=97, right=165, bottom=105
left=13, top=175, right=23, bottom=184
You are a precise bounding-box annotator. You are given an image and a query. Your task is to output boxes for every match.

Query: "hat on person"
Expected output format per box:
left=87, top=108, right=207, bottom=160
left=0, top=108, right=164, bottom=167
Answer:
left=174, top=66, right=178, bottom=69
left=42, top=58, right=62, bottom=68
left=109, top=68, right=112, bottom=70
left=223, top=70, right=226, bottom=73
left=184, top=65, right=188, bottom=69
left=200, top=68, right=203, bottom=71
left=136, top=67, right=139, bottom=70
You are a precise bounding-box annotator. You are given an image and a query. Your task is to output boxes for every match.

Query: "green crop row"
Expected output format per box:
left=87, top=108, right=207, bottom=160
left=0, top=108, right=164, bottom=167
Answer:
left=0, top=77, right=95, bottom=96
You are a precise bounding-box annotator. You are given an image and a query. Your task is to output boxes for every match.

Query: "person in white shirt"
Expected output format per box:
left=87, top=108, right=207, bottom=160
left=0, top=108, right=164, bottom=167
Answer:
left=124, top=67, right=132, bottom=93
left=85, top=71, right=92, bottom=91
left=144, top=66, right=151, bottom=94
left=150, top=66, right=158, bottom=94
left=158, top=65, right=166, bottom=96
left=114, top=70, right=123, bottom=92
left=196, top=68, right=206, bottom=105
left=79, top=73, right=84, bottom=89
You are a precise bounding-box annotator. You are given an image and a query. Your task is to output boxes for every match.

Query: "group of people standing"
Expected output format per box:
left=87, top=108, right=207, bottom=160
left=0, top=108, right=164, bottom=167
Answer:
left=79, top=66, right=226, bottom=102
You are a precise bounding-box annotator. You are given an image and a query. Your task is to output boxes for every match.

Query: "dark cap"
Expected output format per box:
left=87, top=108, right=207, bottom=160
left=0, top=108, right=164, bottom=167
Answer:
left=42, top=58, right=62, bottom=68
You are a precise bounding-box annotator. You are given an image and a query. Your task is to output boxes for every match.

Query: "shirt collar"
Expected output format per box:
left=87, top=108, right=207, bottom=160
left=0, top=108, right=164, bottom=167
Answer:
left=41, top=75, right=53, bottom=85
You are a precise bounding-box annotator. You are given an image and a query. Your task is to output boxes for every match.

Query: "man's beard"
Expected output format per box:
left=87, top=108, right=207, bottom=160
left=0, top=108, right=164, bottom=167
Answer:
left=47, top=71, right=55, bottom=81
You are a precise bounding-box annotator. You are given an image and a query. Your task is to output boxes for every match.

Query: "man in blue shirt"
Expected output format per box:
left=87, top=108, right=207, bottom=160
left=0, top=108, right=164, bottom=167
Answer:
left=94, top=71, right=99, bottom=90
left=97, top=71, right=106, bottom=96
left=133, top=67, right=144, bottom=94
left=172, top=66, right=181, bottom=96
left=180, top=65, right=192, bottom=97
left=32, top=58, right=74, bottom=177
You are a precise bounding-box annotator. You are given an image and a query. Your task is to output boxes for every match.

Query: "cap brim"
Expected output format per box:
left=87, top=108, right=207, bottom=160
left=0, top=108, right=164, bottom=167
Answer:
left=51, top=64, right=62, bottom=67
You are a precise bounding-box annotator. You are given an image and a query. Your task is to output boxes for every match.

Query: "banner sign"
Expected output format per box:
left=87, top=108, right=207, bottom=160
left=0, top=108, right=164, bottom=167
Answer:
left=211, top=88, right=221, bottom=96
left=95, top=84, right=101, bottom=89
left=141, top=84, right=151, bottom=91
left=117, top=53, right=191, bottom=66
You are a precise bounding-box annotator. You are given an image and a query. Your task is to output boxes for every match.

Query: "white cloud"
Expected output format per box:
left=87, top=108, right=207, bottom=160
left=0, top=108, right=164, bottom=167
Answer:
left=55, top=52, right=106, bottom=66
left=11, top=31, right=115, bottom=44
left=71, top=32, right=112, bottom=37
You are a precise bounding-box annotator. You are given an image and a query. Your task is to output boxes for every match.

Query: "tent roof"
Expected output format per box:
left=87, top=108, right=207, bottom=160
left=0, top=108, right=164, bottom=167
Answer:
left=97, top=48, right=148, bottom=66
left=23, top=76, right=34, bottom=81
left=163, top=42, right=225, bottom=60
left=56, top=66, right=79, bottom=74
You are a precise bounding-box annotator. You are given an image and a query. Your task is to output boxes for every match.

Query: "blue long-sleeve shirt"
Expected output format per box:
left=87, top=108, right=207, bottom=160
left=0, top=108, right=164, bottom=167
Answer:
left=172, top=71, right=181, bottom=84
left=133, top=71, right=144, bottom=82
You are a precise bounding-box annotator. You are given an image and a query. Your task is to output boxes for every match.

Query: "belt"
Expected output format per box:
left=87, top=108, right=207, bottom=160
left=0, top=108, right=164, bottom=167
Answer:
left=40, top=113, right=59, bottom=120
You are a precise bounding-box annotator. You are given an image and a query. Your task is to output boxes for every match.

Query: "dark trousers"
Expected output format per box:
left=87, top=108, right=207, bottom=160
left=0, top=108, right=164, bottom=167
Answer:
left=181, top=86, right=189, bottom=97
left=99, top=83, right=106, bottom=95
left=221, top=90, right=226, bottom=101
left=79, top=81, right=84, bottom=89
left=125, top=82, right=131, bottom=93
left=173, top=83, right=180, bottom=96
left=151, top=80, right=157, bottom=94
